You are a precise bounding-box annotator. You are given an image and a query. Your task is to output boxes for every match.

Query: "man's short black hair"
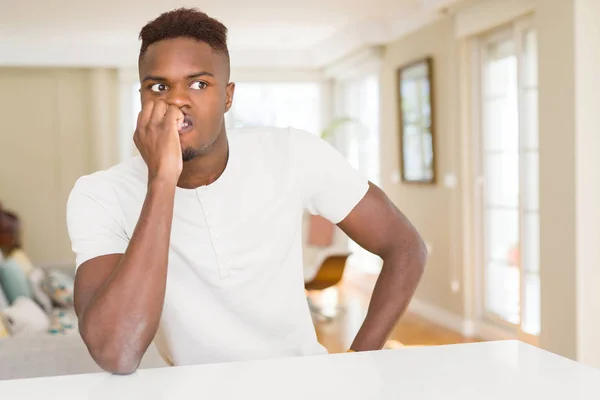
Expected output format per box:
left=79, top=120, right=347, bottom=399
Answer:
left=138, top=8, right=229, bottom=62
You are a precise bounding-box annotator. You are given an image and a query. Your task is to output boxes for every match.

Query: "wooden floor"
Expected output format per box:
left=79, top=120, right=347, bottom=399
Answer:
left=310, top=272, right=478, bottom=354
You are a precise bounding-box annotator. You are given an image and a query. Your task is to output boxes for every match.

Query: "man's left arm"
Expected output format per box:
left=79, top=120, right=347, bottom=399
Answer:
left=287, top=127, right=426, bottom=350
left=337, top=181, right=427, bottom=351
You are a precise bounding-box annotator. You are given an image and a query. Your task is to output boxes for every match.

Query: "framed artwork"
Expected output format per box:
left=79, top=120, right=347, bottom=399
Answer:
left=397, top=57, right=436, bottom=184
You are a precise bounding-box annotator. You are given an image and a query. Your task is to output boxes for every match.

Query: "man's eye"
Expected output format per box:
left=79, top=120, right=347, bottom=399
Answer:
left=150, top=83, right=168, bottom=92
left=190, top=81, right=207, bottom=90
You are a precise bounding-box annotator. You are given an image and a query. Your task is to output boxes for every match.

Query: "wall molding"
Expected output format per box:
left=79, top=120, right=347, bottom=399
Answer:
left=230, top=68, right=326, bottom=83
left=408, top=298, right=515, bottom=341
left=408, top=298, right=469, bottom=336
left=323, top=46, right=384, bottom=81
left=454, top=0, right=535, bottom=39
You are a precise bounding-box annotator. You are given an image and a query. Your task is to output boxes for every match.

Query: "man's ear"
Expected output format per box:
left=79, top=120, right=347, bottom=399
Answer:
left=225, top=82, right=235, bottom=112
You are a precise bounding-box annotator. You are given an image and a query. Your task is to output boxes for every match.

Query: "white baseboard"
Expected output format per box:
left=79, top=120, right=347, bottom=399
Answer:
left=462, top=319, right=476, bottom=337
left=407, top=298, right=515, bottom=341
left=408, top=298, right=469, bottom=336
left=474, top=319, right=515, bottom=341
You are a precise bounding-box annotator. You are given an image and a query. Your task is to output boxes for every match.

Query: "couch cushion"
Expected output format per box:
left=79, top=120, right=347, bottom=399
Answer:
left=29, top=267, right=53, bottom=313
left=0, top=316, right=9, bottom=338
left=0, top=259, right=33, bottom=304
left=41, top=270, right=74, bottom=307
left=8, top=249, right=35, bottom=277
left=48, top=308, right=78, bottom=335
left=0, top=284, right=8, bottom=312
left=1, top=297, right=50, bottom=336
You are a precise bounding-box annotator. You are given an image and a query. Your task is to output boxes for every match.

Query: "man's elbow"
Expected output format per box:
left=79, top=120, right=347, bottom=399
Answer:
left=391, top=228, right=428, bottom=275
left=91, top=347, right=141, bottom=375
left=81, top=329, right=141, bottom=375
left=95, top=353, right=140, bottom=375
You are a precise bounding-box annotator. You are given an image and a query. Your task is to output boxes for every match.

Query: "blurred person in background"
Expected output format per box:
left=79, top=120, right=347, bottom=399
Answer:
left=0, top=210, right=34, bottom=275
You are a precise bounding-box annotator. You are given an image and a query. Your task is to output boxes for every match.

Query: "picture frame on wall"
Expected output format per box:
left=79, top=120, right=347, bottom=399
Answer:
left=396, top=56, right=436, bottom=184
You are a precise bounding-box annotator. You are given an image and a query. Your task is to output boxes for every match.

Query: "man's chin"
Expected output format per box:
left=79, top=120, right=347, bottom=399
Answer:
left=182, top=147, right=200, bottom=162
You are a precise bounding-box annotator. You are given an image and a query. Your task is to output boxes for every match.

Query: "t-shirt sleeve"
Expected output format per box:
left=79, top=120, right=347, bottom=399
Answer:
left=66, top=174, right=129, bottom=269
left=288, top=127, right=369, bottom=224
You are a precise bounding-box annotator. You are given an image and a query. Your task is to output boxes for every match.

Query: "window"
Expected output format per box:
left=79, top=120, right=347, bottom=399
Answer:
left=333, top=73, right=382, bottom=274
left=333, top=75, right=381, bottom=186
left=225, top=82, right=323, bottom=134
left=474, top=17, right=539, bottom=342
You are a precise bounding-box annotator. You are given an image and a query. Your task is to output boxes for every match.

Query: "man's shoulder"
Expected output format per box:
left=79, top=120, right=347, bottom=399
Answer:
left=69, top=157, right=146, bottom=201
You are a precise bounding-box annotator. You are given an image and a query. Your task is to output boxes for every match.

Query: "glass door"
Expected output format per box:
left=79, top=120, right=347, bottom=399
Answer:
left=475, top=17, right=539, bottom=344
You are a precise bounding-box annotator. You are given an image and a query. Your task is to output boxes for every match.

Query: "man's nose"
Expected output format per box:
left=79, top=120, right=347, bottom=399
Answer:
left=166, top=85, right=191, bottom=108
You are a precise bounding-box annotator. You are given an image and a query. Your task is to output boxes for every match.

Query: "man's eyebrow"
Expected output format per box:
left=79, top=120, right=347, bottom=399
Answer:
left=187, top=71, right=215, bottom=79
left=142, top=71, right=215, bottom=82
left=142, top=75, right=166, bottom=82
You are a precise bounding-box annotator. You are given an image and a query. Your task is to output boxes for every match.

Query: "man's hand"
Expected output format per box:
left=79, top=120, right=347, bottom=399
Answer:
left=134, top=99, right=184, bottom=183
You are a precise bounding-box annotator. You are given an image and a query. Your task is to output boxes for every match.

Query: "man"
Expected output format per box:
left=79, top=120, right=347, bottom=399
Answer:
left=66, top=8, right=427, bottom=375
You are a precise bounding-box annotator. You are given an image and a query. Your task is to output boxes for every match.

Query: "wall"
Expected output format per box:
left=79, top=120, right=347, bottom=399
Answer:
left=534, top=0, right=578, bottom=362
left=534, top=0, right=600, bottom=367
left=574, top=0, right=600, bottom=369
left=381, top=16, right=465, bottom=317
left=0, top=68, right=120, bottom=267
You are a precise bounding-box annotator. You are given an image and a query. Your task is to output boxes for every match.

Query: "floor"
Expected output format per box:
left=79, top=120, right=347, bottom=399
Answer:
left=310, top=272, right=479, bottom=354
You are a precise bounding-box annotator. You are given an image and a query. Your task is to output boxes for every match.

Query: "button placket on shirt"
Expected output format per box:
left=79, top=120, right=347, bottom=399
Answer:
left=196, top=188, right=230, bottom=280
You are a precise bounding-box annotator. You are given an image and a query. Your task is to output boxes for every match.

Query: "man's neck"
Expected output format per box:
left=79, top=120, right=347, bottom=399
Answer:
left=177, top=133, right=229, bottom=189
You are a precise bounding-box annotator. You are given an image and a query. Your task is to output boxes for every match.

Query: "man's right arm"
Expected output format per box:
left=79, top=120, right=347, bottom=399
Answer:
left=69, top=100, right=184, bottom=374
left=72, top=177, right=176, bottom=375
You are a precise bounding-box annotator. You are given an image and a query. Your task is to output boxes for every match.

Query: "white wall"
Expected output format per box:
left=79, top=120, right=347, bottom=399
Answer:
left=574, top=0, right=600, bottom=368
left=535, top=0, right=578, bottom=363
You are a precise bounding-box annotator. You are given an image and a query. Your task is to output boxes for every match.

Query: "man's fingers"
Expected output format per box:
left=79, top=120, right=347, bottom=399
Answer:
left=149, top=99, right=169, bottom=126
left=164, top=105, right=184, bottom=131
left=137, top=100, right=155, bottom=130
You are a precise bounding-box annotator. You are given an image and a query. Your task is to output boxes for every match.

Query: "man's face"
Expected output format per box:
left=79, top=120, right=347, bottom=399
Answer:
left=138, top=38, right=235, bottom=161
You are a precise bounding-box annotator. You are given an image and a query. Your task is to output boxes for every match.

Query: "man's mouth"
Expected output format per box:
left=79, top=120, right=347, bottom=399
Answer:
left=178, top=115, right=194, bottom=134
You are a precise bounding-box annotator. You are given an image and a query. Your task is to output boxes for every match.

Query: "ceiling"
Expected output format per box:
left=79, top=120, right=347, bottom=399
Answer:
left=0, top=0, right=463, bottom=69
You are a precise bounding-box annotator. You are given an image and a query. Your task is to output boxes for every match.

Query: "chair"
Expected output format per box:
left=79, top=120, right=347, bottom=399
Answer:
left=302, top=213, right=351, bottom=321
left=304, top=250, right=350, bottom=321
left=304, top=253, right=350, bottom=291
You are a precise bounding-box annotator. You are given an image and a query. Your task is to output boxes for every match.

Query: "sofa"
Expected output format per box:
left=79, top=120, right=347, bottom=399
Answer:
left=0, top=262, right=167, bottom=381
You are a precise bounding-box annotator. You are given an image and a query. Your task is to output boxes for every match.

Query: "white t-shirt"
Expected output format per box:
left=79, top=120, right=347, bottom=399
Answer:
left=66, top=126, right=369, bottom=366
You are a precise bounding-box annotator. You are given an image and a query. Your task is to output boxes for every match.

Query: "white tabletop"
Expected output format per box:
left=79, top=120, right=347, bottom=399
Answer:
left=1, top=340, right=599, bottom=399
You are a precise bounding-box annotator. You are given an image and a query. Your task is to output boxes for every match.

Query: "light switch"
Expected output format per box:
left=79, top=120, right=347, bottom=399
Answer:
left=451, top=280, right=460, bottom=293
left=391, top=169, right=401, bottom=183
left=443, top=174, right=457, bottom=188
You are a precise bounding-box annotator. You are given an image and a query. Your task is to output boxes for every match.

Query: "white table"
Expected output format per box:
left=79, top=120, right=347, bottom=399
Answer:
left=1, top=340, right=599, bottom=399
